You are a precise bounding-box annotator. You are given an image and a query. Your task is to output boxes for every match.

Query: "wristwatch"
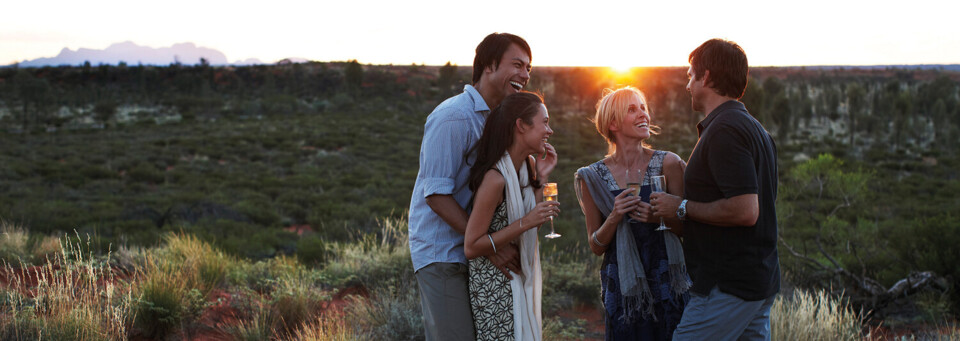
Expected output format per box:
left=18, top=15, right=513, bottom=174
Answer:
left=677, top=199, right=688, bottom=221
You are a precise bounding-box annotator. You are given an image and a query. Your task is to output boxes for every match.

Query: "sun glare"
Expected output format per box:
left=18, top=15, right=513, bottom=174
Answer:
left=611, top=64, right=633, bottom=74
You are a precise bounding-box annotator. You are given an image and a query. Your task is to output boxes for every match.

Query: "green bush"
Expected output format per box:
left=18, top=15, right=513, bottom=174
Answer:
left=127, top=162, right=164, bottom=183
left=296, top=235, right=327, bottom=265
left=542, top=258, right=601, bottom=310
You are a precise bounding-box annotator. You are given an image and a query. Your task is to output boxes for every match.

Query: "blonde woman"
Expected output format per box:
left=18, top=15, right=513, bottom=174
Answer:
left=574, top=86, right=690, bottom=340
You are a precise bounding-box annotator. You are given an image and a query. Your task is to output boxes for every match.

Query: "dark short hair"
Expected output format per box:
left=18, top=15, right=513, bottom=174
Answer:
left=473, top=33, right=531, bottom=84
left=689, top=39, right=748, bottom=99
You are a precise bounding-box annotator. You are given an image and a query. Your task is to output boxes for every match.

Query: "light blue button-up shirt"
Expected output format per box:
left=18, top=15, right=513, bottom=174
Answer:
left=409, top=85, right=489, bottom=272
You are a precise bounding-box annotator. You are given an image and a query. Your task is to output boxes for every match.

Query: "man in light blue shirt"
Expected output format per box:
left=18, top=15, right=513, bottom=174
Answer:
left=409, top=32, right=551, bottom=341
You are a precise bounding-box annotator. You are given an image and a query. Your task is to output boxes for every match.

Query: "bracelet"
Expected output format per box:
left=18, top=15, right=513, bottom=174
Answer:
left=488, top=234, right=498, bottom=254
left=592, top=230, right=608, bottom=247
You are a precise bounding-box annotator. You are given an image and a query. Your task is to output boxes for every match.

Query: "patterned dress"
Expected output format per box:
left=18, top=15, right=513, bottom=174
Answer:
left=589, top=150, right=689, bottom=341
left=468, top=197, right=514, bottom=341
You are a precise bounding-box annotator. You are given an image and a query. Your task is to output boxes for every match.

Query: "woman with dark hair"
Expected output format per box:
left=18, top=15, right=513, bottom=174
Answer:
left=463, top=91, right=558, bottom=341
left=574, top=86, right=690, bottom=340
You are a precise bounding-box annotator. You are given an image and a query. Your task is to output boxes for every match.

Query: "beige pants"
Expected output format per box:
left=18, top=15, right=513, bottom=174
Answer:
left=416, top=262, right=476, bottom=341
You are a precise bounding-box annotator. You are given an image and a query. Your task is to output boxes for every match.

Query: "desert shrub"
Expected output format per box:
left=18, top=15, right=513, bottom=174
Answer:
left=345, top=283, right=422, bottom=341
left=322, top=217, right=411, bottom=288
left=296, top=235, right=327, bottom=266
left=227, top=255, right=315, bottom=293
left=234, top=199, right=281, bottom=226
left=542, top=255, right=601, bottom=311
left=127, top=162, right=164, bottom=183
left=890, top=214, right=960, bottom=314
left=543, top=316, right=588, bottom=341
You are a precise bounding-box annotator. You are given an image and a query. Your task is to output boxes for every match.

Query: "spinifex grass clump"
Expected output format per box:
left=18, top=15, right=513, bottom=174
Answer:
left=0, top=222, right=30, bottom=264
left=133, top=232, right=234, bottom=338
left=293, top=316, right=353, bottom=341
left=0, top=229, right=134, bottom=340
left=771, top=289, right=863, bottom=341
left=158, top=233, right=230, bottom=295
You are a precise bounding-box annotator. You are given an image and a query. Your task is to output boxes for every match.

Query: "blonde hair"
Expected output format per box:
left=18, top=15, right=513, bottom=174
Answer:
left=594, top=86, right=659, bottom=156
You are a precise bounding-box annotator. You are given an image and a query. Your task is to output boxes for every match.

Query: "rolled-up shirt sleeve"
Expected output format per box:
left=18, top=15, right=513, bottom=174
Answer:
left=418, top=114, right=470, bottom=198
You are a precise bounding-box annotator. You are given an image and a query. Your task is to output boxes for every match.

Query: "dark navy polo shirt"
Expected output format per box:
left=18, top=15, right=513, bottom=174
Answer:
left=683, top=100, right=780, bottom=301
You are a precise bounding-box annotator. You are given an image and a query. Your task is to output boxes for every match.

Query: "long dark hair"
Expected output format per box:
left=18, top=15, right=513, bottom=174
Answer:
left=467, top=92, right=544, bottom=199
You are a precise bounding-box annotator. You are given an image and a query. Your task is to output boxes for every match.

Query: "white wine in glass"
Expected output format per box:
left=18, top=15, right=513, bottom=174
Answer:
left=625, top=169, right=640, bottom=196
left=625, top=170, right=641, bottom=224
left=650, top=175, right=670, bottom=231
left=543, top=183, right=561, bottom=239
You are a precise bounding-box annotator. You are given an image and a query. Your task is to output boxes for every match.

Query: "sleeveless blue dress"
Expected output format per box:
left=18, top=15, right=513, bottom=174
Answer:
left=587, top=150, right=689, bottom=341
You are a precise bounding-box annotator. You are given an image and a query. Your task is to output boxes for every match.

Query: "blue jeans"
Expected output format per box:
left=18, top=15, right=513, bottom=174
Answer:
left=672, top=286, right=776, bottom=341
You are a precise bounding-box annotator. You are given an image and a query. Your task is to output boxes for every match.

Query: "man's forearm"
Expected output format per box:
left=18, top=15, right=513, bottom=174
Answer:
left=425, top=194, right=469, bottom=235
left=687, top=194, right=759, bottom=227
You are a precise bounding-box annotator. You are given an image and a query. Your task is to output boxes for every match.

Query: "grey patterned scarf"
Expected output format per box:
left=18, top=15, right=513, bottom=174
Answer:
left=575, top=165, right=690, bottom=322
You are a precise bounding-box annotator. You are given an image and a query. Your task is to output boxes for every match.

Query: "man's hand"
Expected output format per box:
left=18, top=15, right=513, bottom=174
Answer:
left=484, top=243, right=521, bottom=280
left=650, top=192, right=682, bottom=220
left=536, top=143, right=558, bottom=181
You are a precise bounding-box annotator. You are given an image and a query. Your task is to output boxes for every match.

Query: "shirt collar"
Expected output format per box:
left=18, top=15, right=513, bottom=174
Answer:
left=697, top=100, right=745, bottom=136
left=464, top=84, right=490, bottom=116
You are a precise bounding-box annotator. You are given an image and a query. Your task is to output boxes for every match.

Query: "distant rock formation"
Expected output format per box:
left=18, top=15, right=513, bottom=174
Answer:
left=232, top=58, right=265, bottom=65
left=15, top=41, right=229, bottom=67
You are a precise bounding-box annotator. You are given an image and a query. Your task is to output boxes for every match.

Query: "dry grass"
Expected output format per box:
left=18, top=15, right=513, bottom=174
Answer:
left=0, top=222, right=30, bottom=263
left=771, top=288, right=863, bottom=341
left=5, top=216, right=955, bottom=340
left=294, top=316, right=355, bottom=341
left=0, top=230, right=134, bottom=340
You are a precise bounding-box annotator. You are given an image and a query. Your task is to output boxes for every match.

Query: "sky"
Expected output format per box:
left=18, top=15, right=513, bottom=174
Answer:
left=3, top=0, right=959, bottom=67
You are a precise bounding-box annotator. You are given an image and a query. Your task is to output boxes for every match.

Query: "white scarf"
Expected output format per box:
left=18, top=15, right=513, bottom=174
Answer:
left=495, top=151, right=542, bottom=341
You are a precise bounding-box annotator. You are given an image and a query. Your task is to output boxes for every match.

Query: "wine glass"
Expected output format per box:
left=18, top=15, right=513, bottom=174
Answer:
left=543, top=183, right=561, bottom=239
left=650, top=175, right=670, bottom=231
left=625, top=169, right=641, bottom=198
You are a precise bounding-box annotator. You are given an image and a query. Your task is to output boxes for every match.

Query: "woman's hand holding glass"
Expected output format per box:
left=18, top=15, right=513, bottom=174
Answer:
left=522, top=200, right=561, bottom=232
left=613, top=189, right=643, bottom=223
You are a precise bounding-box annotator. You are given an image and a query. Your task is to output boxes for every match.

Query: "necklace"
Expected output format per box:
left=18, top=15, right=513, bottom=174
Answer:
left=611, top=147, right=648, bottom=189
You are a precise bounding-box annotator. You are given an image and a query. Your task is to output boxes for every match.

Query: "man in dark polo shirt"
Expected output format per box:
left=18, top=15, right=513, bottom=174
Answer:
left=650, top=38, right=780, bottom=340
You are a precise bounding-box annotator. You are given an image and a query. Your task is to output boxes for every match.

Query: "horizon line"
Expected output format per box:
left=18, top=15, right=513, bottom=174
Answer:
left=5, top=61, right=960, bottom=69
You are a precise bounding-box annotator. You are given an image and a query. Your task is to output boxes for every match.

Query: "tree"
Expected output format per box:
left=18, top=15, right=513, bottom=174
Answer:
left=778, top=154, right=946, bottom=313
left=845, top=83, right=866, bottom=146
left=438, top=61, right=459, bottom=97
left=12, top=70, right=54, bottom=132
left=344, top=59, right=363, bottom=94
left=93, top=100, right=117, bottom=125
